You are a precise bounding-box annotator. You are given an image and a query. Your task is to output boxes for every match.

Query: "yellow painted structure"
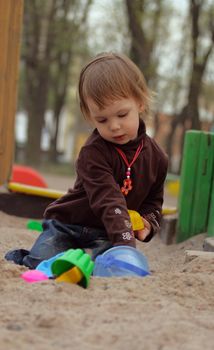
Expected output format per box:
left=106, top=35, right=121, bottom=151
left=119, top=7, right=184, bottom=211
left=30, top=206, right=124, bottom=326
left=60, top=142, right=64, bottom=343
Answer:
left=8, top=181, right=177, bottom=217
left=165, top=180, right=180, bottom=196
left=8, top=181, right=65, bottom=199
left=0, top=0, right=23, bottom=185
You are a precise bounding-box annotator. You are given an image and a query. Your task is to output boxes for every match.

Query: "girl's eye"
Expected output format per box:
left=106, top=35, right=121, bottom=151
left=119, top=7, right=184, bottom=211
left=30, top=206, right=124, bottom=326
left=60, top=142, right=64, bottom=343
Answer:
left=118, top=113, right=127, bottom=118
left=97, top=119, right=107, bottom=123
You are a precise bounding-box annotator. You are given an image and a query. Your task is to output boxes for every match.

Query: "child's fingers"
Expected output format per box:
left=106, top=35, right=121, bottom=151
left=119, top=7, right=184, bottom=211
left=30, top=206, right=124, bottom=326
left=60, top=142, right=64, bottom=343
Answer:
left=134, top=218, right=152, bottom=241
left=142, top=217, right=151, bottom=230
left=135, top=228, right=150, bottom=241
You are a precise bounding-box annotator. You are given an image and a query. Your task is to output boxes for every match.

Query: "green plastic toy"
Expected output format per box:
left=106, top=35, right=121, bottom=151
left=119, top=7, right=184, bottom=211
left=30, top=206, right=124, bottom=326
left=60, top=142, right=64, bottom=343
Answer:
left=51, top=249, right=94, bottom=288
left=27, top=220, right=43, bottom=232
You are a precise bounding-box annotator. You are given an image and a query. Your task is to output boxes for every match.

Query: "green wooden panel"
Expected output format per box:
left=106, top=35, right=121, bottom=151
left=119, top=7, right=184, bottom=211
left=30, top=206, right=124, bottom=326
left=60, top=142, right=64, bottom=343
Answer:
left=177, top=131, right=214, bottom=242
left=207, top=136, right=214, bottom=237
left=177, top=131, right=202, bottom=242
left=191, top=132, right=214, bottom=234
left=207, top=177, right=214, bottom=236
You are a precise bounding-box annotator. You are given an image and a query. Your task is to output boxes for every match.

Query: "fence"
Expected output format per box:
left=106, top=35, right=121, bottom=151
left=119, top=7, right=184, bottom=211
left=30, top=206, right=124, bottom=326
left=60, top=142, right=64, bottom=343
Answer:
left=176, top=130, right=214, bottom=242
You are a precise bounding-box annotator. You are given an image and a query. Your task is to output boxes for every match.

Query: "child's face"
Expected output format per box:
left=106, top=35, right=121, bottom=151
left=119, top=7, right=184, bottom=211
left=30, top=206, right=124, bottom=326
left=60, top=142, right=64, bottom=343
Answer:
left=87, top=97, right=143, bottom=144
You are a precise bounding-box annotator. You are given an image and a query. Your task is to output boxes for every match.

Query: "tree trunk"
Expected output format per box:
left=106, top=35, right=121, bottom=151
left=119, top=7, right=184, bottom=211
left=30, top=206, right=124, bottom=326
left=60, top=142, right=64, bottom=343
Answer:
left=49, top=51, right=73, bottom=163
left=49, top=96, right=64, bottom=163
left=125, top=0, right=149, bottom=74
left=125, top=0, right=164, bottom=83
left=25, top=66, right=50, bottom=164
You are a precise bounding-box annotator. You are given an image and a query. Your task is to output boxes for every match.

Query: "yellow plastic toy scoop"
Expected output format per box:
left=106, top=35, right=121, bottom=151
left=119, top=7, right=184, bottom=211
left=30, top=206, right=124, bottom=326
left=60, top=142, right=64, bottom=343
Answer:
left=55, top=266, right=83, bottom=284
left=128, top=210, right=144, bottom=231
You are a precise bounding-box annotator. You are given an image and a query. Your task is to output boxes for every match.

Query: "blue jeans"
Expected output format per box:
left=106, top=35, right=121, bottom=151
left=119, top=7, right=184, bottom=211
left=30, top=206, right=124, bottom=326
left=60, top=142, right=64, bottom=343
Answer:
left=5, top=219, right=113, bottom=269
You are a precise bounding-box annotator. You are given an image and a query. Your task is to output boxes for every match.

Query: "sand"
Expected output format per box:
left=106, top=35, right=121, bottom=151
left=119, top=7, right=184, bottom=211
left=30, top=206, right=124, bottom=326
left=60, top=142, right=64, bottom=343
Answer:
left=0, top=173, right=213, bottom=349
left=0, top=209, right=214, bottom=350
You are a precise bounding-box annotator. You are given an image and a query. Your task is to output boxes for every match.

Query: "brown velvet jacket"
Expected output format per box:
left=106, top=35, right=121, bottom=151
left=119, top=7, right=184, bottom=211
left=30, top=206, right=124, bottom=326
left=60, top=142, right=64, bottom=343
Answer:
left=44, top=120, right=168, bottom=247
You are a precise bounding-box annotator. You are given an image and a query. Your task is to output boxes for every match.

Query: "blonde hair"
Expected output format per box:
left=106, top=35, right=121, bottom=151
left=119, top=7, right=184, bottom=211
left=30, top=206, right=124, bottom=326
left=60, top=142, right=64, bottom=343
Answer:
left=78, top=52, right=151, bottom=119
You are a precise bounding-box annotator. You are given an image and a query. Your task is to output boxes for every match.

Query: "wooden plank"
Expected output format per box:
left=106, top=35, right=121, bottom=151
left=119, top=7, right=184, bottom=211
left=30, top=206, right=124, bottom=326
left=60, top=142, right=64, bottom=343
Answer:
left=0, top=0, right=23, bottom=184
left=159, top=214, right=177, bottom=245
left=191, top=132, right=214, bottom=233
left=207, top=170, right=214, bottom=237
left=177, top=131, right=214, bottom=242
left=185, top=249, right=214, bottom=263
left=176, top=131, right=202, bottom=242
left=203, top=237, right=214, bottom=252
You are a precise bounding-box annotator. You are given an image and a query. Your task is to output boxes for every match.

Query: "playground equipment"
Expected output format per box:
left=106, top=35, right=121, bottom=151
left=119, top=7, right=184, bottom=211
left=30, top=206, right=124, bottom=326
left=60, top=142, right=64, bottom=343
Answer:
left=93, top=245, right=150, bottom=277
left=3, top=176, right=177, bottom=221
left=11, top=165, right=48, bottom=188
left=165, top=174, right=180, bottom=197
left=8, top=181, right=65, bottom=199
left=176, top=130, right=214, bottom=242
left=0, top=1, right=23, bottom=185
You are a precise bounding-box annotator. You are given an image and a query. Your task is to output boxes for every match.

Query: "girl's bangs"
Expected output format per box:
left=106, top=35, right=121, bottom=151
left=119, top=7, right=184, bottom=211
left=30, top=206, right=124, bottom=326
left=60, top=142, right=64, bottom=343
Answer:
left=84, top=68, right=134, bottom=109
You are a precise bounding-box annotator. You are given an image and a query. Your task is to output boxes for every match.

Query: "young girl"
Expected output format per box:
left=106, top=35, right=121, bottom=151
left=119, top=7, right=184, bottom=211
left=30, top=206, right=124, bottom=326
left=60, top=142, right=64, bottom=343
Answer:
left=5, top=52, right=168, bottom=269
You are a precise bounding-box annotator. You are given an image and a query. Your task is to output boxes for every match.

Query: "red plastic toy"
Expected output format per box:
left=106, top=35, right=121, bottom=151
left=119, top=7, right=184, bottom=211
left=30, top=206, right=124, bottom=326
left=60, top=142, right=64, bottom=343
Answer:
left=11, top=164, right=48, bottom=188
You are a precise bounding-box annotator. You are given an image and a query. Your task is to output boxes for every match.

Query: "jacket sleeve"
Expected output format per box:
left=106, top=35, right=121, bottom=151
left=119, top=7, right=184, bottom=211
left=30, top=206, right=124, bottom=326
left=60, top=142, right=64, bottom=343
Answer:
left=77, top=145, right=136, bottom=247
left=139, top=154, right=168, bottom=241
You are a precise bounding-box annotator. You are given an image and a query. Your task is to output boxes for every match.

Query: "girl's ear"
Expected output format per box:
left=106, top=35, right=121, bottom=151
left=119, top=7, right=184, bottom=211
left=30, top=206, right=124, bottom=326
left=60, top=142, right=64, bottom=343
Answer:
left=139, top=103, right=145, bottom=113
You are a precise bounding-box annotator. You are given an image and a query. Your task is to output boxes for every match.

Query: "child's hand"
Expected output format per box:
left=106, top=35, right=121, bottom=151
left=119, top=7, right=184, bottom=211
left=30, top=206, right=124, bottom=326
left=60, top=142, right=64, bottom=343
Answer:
left=134, top=218, right=151, bottom=241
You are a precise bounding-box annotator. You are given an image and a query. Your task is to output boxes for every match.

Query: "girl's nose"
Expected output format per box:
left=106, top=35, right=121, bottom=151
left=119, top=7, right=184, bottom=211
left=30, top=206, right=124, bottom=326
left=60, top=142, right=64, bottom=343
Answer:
left=109, top=120, right=120, bottom=131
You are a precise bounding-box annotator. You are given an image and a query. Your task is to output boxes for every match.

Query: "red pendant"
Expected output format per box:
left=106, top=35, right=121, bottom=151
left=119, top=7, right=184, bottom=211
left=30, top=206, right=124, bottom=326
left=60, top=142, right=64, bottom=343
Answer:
left=121, top=178, right=132, bottom=196
left=115, top=140, right=143, bottom=196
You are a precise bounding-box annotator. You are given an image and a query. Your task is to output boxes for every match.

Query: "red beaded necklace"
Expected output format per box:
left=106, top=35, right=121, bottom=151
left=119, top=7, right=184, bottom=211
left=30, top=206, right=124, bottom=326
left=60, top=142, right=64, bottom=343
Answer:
left=115, top=140, right=143, bottom=195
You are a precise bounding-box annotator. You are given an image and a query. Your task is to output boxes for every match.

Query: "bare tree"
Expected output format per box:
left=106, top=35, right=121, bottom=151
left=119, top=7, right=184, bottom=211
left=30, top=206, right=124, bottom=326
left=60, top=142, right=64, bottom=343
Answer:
left=49, top=0, right=92, bottom=162
left=22, top=0, right=92, bottom=164
left=166, top=0, right=214, bottom=171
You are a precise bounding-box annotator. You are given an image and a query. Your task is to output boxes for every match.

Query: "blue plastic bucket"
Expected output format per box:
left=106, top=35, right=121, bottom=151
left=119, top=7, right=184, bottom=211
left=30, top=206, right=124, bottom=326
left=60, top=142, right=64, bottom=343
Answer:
left=93, top=246, right=150, bottom=277
left=36, top=252, right=65, bottom=277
